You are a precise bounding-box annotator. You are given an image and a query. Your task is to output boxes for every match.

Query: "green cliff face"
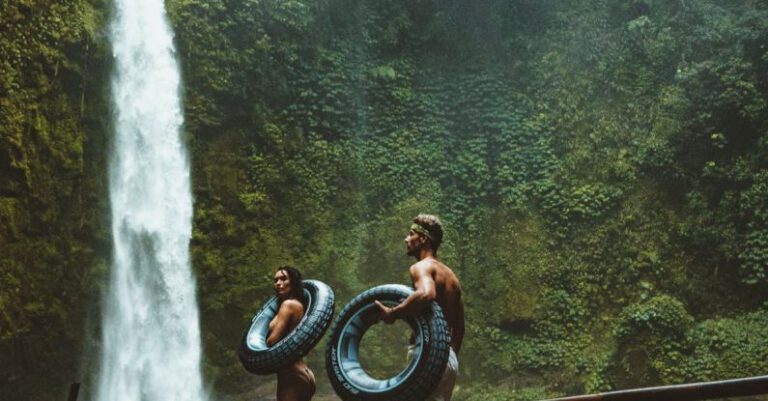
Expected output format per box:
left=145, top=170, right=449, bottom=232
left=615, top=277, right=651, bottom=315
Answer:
left=4, top=1, right=768, bottom=400
left=1, top=1, right=110, bottom=400
left=171, top=1, right=768, bottom=398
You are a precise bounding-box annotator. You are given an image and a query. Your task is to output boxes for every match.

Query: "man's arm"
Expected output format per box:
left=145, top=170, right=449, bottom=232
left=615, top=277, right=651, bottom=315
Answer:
left=376, top=262, right=435, bottom=323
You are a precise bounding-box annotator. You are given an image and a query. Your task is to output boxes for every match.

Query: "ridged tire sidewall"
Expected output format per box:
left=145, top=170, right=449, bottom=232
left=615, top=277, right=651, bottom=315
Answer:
left=326, top=284, right=450, bottom=401
left=238, top=279, right=334, bottom=375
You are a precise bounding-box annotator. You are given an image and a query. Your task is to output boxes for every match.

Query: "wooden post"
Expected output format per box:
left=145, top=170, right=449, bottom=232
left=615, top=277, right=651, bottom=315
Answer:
left=67, top=383, right=80, bottom=401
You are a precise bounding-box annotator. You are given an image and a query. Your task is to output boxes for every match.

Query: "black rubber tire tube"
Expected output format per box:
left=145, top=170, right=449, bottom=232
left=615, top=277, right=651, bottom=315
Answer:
left=325, top=284, right=450, bottom=401
left=238, top=279, right=335, bottom=375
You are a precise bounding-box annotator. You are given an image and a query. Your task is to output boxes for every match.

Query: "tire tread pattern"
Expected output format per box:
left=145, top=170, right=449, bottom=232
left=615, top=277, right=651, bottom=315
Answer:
left=326, top=284, right=450, bottom=401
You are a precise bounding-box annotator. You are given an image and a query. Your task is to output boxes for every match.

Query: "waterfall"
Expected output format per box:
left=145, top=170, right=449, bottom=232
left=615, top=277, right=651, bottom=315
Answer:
left=96, top=0, right=206, bottom=400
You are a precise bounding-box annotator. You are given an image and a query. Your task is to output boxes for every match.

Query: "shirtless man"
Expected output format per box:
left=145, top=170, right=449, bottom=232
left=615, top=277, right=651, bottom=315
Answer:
left=375, top=214, right=464, bottom=401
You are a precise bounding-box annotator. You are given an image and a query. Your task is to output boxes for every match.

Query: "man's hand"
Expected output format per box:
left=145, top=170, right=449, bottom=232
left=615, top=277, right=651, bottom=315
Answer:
left=375, top=300, right=397, bottom=324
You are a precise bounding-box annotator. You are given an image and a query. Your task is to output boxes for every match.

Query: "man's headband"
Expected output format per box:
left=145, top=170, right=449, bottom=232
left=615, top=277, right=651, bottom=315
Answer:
left=410, top=224, right=433, bottom=241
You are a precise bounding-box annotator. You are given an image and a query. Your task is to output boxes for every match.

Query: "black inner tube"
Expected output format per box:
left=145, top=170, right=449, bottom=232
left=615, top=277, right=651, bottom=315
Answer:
left=334, top=300, right=426, bottom=392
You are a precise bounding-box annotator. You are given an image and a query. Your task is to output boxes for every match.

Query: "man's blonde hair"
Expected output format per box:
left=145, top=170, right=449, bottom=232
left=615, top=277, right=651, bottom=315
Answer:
left=412, top=214, right=443, bottom=253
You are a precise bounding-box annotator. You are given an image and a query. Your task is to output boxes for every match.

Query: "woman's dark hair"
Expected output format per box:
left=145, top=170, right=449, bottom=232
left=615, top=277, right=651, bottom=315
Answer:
left=278, top=265, right=305, bottom=304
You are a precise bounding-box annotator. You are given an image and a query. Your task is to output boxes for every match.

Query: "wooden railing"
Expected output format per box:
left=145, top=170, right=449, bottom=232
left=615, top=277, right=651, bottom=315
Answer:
left=543, top=375, right=768, bottom=401
left=68, top=376, right=768, bottom=401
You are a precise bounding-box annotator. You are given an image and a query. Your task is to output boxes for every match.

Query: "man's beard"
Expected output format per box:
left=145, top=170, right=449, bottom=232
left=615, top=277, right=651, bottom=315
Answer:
left=407, top=242, right=422, bottom=257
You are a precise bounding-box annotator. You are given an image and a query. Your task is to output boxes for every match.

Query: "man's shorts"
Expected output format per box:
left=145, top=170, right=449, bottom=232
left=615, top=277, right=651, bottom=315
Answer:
left=425, top=347, right=458, bottom=401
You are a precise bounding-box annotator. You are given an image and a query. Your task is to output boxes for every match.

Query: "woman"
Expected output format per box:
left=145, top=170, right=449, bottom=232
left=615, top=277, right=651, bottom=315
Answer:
left=267, top=266, right=316, bottom=401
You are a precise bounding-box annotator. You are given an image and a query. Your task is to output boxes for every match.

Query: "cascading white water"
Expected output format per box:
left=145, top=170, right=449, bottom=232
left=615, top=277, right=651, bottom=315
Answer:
left=97, top=0, right=205, bottom=400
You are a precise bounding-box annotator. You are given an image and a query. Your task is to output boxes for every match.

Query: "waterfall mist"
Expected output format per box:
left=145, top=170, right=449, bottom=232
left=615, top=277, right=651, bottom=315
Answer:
left=96, top=0, right=206, bottom=400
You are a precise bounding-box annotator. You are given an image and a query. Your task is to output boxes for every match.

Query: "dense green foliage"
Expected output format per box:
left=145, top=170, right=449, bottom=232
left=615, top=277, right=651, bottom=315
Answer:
left=3, top=1, right=768, bottom=400
left=0, top=1, right=110, bottom=400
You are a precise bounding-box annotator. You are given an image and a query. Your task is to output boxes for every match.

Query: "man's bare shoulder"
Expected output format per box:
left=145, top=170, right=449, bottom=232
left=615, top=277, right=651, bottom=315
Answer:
left=412, top=259, right=461, bottom=287
left=437, top=262, right=461, bottom=289
left=409, top=259, right=436, bottom=275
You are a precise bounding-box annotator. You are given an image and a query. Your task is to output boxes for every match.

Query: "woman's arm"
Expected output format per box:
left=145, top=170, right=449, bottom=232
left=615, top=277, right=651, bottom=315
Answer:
left=266, top=299, right=303, bottom=346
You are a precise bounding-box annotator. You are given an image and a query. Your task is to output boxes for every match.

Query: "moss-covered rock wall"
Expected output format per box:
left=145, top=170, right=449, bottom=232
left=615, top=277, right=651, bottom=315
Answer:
left=1, top=1, right=110, bottom=400
left=4, top=1, right=768, bottom=400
